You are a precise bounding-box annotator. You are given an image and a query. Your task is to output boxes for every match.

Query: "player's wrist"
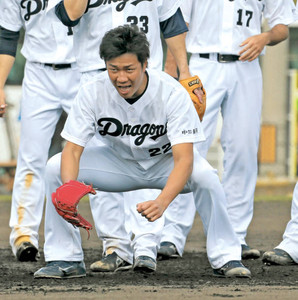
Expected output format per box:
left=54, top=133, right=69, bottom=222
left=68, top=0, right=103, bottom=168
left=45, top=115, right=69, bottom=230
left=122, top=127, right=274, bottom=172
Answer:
left=177, top=69, right=192, bottom=81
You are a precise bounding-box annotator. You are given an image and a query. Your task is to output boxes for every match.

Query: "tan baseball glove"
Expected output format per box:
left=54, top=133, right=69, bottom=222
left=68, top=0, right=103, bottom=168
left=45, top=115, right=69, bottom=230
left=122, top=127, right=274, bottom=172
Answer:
left=179, top=75, right=206, bottom=121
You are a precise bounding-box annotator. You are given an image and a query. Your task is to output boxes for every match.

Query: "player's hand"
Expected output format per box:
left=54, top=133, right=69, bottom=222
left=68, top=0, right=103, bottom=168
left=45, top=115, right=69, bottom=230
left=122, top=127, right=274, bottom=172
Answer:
left=239, top=33, right=269, bottom=62
left=193, top=88, right=204, bottom=104
left=0, top=89, right=7, bottom=118
left=136, top=199, right=166, bottom=222
left=179, top=72, right=204, bottom=105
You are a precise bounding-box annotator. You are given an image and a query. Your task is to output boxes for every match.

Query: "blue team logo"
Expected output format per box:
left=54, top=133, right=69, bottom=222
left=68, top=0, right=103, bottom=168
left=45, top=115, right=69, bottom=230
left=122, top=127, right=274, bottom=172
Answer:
left=21, top=0, right=48, bottom=21
left=87, top=0, right=152, bottom=12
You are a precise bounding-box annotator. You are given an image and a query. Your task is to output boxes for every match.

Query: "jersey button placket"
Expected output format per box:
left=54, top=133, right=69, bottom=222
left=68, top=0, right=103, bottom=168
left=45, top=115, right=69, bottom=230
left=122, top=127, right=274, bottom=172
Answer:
left=128, top=106, right=138, bottom=159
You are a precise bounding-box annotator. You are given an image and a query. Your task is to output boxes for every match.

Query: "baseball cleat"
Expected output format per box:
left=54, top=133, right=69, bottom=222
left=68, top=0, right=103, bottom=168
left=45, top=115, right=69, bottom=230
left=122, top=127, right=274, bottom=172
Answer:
left=241, top=244, right=261, bottom=260
left=157, top=241, right=179, bottom=260
left=262, top=248, right=296, bottom=265
left=90, top=252, right=132, bottom=272
left=133, top=256, right=157, bottom=273
left=213, top=260, right=251, bottom=278
left=34, top=261, right=86, bottom=279
left=16, top=242, right=39, bottom=262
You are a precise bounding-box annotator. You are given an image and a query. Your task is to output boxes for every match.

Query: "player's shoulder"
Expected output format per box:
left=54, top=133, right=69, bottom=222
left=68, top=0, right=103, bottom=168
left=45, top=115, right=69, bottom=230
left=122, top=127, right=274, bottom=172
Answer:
left=79, top=71, right=110, bottom=94
left=146, top=68, right=190, bottom=99
left=157, top=0, right=183, bottom=20
left=147, top=68, right=183, bottom=89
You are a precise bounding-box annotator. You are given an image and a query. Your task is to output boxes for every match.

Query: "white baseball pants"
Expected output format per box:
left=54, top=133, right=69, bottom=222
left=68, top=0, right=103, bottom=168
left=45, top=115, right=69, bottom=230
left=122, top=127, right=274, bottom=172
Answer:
left=163, top=55, right=263, bottom=246
left=43, top=145, right=241, bottom=269
left=192, top=55, right=263, bottom=245
left=9, top=61, right=81, bottom=255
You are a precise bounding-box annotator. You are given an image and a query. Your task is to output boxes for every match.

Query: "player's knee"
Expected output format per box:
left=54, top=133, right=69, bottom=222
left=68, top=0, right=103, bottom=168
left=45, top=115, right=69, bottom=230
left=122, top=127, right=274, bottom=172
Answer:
left=190, top=165, right=219, bottom=190
left=45, top=153, right=62, bottom=179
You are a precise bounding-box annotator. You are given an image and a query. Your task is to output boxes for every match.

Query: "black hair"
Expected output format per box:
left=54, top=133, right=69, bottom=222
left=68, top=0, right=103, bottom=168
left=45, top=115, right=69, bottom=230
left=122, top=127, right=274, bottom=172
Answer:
left=100, top=25, right=150, bottom=65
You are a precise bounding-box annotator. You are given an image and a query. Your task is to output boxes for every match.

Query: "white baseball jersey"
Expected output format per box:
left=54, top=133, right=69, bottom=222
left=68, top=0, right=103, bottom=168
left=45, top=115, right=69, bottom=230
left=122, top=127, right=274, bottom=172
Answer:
left=48, top=0, right=183, bottom=72
left=0, top=0, right=75, bottom=63
left=62, top=69, right=205, bottom=169
left=181, top=0, right=295, bottom=55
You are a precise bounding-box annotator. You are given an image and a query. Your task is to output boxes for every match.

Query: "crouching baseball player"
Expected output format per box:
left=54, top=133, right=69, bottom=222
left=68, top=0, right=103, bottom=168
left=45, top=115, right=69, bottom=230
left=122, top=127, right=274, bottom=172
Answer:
left=34, top=25, right=251, bottom=279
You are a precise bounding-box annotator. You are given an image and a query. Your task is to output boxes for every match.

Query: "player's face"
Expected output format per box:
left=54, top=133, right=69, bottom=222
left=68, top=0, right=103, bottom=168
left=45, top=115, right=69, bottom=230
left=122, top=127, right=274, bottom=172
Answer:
left=106, top=53, right=148, bottom=99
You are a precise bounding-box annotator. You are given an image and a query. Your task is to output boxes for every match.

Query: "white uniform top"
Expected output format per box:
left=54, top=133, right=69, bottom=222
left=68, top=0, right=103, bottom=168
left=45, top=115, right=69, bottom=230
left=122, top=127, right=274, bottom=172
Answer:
left=0, top=0, right=75, bottom=63
left=62, top=68, right=205, bottom=170
left=48, top=0, right=182, bottom=72
left=181, top=0, right=295, bottom=55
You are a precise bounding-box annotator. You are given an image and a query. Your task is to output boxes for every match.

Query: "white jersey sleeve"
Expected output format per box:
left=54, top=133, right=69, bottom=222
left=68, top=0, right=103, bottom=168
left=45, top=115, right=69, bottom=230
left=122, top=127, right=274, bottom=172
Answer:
left=0, top=0, right=23, bottom=31
left=0, top=0, right=75, bottom=63
left=157, top=0, right=183, bottom=22
left=164, top=76, right=204, bottom=146
left=179, top=0, right=193, bottom=24
left=263, top=0, right=296, bottom=29
left=182, top=0, right=295, bottom=55
left=47, top=0, right=61, bottom=11
left=61, top=79, right=98, bottom=147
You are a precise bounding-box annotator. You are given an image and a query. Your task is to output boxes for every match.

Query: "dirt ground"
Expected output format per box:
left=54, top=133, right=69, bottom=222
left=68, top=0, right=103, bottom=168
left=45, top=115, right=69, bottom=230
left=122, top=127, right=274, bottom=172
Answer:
left=1, top=196, right=298, bottom=300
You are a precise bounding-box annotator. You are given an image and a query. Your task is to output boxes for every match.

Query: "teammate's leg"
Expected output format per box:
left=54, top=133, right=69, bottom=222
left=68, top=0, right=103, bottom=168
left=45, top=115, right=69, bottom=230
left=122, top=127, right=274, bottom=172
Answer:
left=159, top=193, right=196, bottom=259
left=158, top=55, right=226, bottom=259
left=129, top=199, right=164, bottom=272
left=220, top=60, right=262, bottom=249
left=188, top=148, right=250, bottom=277
left=89, top=191, right=134, bottom=270
left=9, top=63, right=64, bottom=259
left=262, top=182, right=298, bottom=265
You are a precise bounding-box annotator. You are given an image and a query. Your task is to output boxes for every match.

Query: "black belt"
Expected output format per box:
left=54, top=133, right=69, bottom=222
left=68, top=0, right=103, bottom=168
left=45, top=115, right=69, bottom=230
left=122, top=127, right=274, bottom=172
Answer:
left=44, top=63, right=72, bottom=70
left=199, top=53, right=240, bottom=63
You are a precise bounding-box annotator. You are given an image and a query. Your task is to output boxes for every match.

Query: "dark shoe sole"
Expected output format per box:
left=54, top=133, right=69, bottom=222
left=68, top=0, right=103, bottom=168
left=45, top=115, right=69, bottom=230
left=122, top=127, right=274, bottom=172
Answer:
left=213, top=268, right=252, bottom=278
left=17, top=244, right=39, bottom=262
left=34, top=273, right=86, bottom=279
left=133, top=266, right=156, bottom=273
left=91, top=265, right=132, bottom=272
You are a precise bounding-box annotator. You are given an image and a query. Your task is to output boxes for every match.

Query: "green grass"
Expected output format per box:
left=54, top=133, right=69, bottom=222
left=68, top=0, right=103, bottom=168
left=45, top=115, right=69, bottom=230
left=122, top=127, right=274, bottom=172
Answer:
left=254, top=194, right=292, bottom=202
left=0, top=194, right=12, bottom=202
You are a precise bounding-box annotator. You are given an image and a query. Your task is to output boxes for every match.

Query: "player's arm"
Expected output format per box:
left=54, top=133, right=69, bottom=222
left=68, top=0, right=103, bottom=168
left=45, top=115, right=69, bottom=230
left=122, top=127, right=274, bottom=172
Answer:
left=239, top=24, right=289, bottom=62
left=161, top=9, right=190, bottom=80
left=136, top=143, right=193, bottom=222
left=163, top=18, right=204, bottom=104
left=60, top=141, right=84, bottom=183
left=55, top=0, right=87, bottom=26
left=163, top=21, right=189, bottom=79
left=163, top=47, right=178, bottom=78
left=0, top=26, right=20, bottom=117
left=62, top=0, right=88, bottom=20
left=164, top=33, right=189, bottom=79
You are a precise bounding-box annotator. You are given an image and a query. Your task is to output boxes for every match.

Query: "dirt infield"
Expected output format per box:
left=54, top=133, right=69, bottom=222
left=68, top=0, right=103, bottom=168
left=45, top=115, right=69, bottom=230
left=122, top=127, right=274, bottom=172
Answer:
left=1, top=197, right=298, bottom=299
